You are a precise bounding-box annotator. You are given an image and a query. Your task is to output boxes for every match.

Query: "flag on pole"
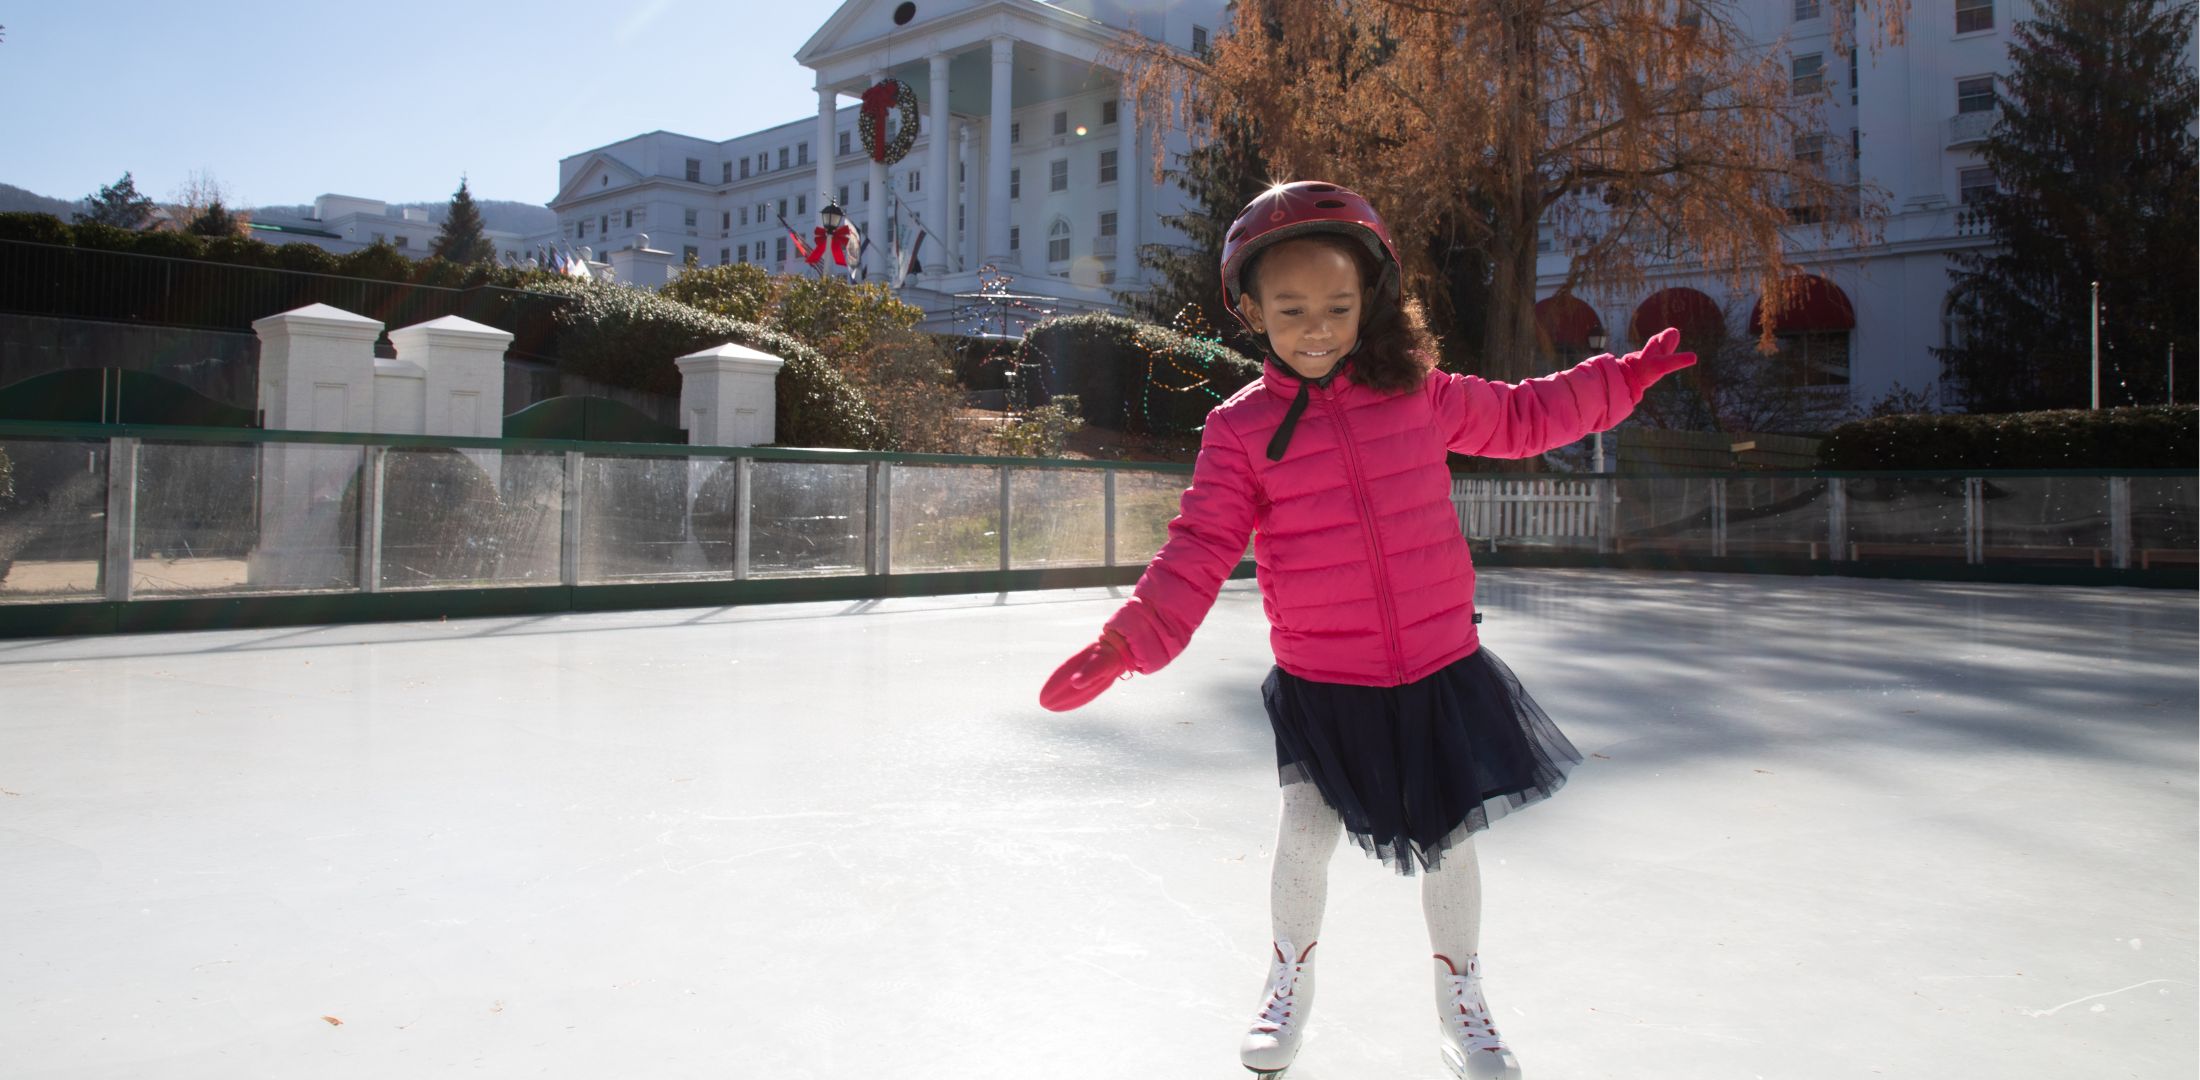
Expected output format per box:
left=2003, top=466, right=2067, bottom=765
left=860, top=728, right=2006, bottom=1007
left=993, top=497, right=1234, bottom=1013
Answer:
left=894, top=227, right=927, bottom=289
left=778, top=214, right=811, bottom=269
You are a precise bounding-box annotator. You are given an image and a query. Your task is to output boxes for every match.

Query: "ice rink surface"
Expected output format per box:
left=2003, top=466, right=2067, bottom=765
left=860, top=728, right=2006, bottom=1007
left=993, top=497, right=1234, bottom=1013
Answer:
left=1, top=569, right=2194, bottom=1080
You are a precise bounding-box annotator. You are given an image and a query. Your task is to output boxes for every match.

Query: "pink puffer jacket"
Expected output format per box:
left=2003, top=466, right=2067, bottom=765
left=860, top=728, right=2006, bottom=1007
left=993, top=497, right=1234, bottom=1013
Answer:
left=1103, top=353, right=1644, bottom=687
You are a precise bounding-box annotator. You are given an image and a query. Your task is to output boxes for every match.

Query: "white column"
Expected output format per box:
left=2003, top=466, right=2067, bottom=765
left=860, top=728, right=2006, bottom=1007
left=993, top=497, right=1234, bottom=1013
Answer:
left=387, top=315, right=511, bottom=439
left=1115, top=91, right=1139, bottom=287
left=957, top=120, right=975, bottom=272
left=927, top=51, right=952, bottom=278
left=677, top=342, right=786, bottom=448
left=816, top=85, right=839, bottom=214
left=868, top=68, right=889, bottom=275
left=985, top=36, right=1015, bottom=267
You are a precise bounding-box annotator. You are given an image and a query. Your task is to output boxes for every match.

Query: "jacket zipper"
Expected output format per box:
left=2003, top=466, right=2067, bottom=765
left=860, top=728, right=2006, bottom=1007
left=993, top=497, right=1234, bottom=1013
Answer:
left=1319, top=388, right=1406, bottom=682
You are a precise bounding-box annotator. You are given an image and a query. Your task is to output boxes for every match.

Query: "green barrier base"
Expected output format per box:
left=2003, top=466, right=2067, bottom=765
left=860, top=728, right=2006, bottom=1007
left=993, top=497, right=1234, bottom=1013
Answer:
left=0, top=563, right=1239, bottom=640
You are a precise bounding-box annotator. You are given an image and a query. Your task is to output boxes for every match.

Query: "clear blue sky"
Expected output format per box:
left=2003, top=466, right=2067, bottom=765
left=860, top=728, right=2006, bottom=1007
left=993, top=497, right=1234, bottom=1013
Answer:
left=0, top=0, right=823, bottom=208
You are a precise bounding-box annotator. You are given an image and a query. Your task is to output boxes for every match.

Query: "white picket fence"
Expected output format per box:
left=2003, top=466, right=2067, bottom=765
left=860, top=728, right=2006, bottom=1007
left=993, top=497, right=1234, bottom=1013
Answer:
left=1451, top=478, right=1604, bottom=543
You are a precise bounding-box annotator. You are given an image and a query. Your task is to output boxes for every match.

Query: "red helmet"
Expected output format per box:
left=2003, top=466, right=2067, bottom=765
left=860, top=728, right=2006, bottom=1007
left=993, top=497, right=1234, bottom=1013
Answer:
left=1220, top=181, right=1403, bottom=334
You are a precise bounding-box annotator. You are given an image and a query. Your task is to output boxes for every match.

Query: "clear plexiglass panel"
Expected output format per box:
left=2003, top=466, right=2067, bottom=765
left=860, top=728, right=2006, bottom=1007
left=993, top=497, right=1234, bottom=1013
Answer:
left=580, top=454, right=727, bottom=583
left=1979, top=475, right=2109, bottom=567
left=379, top=449, right=564, bottom=589
left=745, top=461, right=867, bottom=577
left=1843, top=476, right=1967, bottom=561
left=137, top=440, right=362, bottom=596
left=1009, top=467, right=1107, bottom=568
left=1109, top=470, right=1188, bottom=566
left=891, top=465, right=1002, bottom=573
left=0, top=438, right=107, bottom=603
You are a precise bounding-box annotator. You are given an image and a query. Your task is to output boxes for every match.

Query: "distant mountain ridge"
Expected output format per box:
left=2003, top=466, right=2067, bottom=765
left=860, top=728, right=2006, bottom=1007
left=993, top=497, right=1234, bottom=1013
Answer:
left=0, top=183, right=556, bottom=237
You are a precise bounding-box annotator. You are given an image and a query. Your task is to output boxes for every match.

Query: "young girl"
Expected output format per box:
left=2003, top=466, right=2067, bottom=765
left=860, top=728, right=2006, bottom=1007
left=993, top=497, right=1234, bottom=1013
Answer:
left=1039, top=181, right=1694, bottom=1079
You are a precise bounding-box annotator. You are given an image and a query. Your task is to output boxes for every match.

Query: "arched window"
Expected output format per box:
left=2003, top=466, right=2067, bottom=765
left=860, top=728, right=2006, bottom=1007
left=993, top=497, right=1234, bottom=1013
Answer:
left=1047, top=219, right=1072, bottom=264
left=1749, top=274, right=1855, bottom=387
left=1941, top=292, right=1971, bottom=351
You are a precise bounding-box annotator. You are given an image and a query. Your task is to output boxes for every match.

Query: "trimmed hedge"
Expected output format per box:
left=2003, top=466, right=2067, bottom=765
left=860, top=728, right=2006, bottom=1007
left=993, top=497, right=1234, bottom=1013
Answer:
left=1016, top=312, right=1260, bottom=435
left=0, top=211, right=538, bottom=288
left=528, top=279, right=884, bottom=450
left=1817, top=406, right=2197, bottom=470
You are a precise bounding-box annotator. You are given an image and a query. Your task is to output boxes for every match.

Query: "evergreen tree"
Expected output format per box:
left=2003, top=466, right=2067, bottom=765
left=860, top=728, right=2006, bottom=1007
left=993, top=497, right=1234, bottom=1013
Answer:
left=430, top=177, right=496, bottom=265
left=185, top=199, right=242, bottom=237
left=75, top=172, right=156, bottom=229
left=1117, top=110, right=1270, bottom=358
left=1939, top=0, right=2197, bottom=411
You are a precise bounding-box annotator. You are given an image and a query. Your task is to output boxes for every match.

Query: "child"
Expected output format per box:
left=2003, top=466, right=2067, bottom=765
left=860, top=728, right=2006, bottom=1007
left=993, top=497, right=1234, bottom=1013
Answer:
left=1039, top=182, right=1695, bottom=1078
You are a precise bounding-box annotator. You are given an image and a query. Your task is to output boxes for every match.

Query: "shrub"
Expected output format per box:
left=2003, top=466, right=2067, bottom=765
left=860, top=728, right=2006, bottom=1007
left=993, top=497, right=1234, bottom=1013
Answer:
left=764, top=274, right=926, bottom=361
left=129, top=230, right=210, bottom=260
left=660, top=263, right=774, bottom=324
left=0, top=212, right=73, bottom=246
left=995, top=396, right=1084, bottom=458
left=1016, top=312, right=1259, bottom=435
left=531, top=278, right=883, bottom=449
left=334, top=242, right=414, bottom=282
left=1817, top=406, right=2197, bottom=470
left=269, top=242, right=340, bottom=274
left=847, top=328, right=984, bottom=455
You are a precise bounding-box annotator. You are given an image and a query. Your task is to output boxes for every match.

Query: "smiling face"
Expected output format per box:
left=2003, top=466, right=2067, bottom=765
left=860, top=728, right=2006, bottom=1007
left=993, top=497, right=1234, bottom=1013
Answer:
left=1238, top=237, right=1372, bottom=381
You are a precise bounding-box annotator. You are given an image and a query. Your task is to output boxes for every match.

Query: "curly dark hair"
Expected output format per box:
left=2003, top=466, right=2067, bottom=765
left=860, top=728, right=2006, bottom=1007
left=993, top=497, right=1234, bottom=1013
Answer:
left=1240, top=232, right=1440, bottom=395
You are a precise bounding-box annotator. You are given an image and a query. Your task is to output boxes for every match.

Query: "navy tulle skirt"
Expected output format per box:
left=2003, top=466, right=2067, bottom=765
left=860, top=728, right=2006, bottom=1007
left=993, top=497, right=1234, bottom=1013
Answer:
left=1263, top=645, right=1580, bottom=875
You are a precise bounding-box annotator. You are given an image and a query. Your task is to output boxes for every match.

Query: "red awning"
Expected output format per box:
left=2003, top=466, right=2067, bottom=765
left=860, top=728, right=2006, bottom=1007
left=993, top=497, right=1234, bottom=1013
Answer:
left=1629, top=287, right=1726, bottom=344
left=1533, top=293, right=1605, bottom=350
left=1748, top=275, right=1855, bottom=335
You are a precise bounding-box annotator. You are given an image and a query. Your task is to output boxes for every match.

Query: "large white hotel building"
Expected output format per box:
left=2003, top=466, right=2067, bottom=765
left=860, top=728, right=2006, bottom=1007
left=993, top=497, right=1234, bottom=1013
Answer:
left=549, top=0, right=2054, bottom=411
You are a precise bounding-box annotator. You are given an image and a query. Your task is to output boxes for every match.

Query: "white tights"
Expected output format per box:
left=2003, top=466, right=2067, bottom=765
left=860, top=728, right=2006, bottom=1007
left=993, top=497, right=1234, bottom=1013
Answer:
left=1268, top=781, right=1483, bottom=965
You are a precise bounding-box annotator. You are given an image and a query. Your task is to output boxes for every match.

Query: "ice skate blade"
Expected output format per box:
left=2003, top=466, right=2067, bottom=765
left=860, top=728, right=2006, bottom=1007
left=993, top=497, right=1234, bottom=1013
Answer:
left=1441, top=1040, right=1522, bottom=1080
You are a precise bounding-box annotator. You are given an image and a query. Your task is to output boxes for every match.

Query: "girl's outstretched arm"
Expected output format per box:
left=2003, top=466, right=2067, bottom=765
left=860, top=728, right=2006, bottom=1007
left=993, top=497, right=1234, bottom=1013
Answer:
left=1102, top=408, right=1262, bottom=674
left=1435, top=327, right=1697, bottom=459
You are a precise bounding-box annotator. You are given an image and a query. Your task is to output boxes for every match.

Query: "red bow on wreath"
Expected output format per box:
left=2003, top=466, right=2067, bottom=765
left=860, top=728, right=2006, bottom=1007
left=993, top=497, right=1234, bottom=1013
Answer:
left=860, top=82, right=901, bottom=160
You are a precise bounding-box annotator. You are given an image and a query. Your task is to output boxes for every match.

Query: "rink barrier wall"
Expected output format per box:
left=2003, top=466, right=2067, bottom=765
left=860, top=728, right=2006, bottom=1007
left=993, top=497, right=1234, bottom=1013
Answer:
left=0, top=421, right=2189, bottom=640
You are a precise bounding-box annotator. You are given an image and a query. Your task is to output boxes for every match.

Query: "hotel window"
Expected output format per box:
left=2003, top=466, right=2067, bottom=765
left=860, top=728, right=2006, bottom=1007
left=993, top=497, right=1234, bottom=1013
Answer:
left=722, top=211, right=731, bottom=229
left=1957, top=75, right=1997, bottom=113
left=739, top=244, right=748, bottom=262
left=739, top=207, right=748, bottom=226
left=1103, top=100, right=1118, bottom=126
left=757, top=153, right=768, bottom=172
left=757, top=202, right=768, bottom=222
left=1010, top=121, right=1021, bottom=144
left=959, top=204, right=965, bottom=232
left=722, top=162, right=732, bottom=183
left=1049, top=159, right=1068, bottom=192
left=1009, top=226, right=1019, bottom=251
left=1010, top=168, right=1021, bottom=199
left=797, top=142, right=808, bottom=165
left=1192, top=25, right=1209, bottom=58
left=1047, top=220, right=1070, bottom=262
left=1099, top=210, right=1117, bottom=237
left=1791, top=54, right=1823, bottom=96
left=839, top=131, right=851, bottom=157
left=741, top=158, right=751, bottom=179
left=776, top=237, right=787, bottom=262
left=1793, top=0, right=1819, bottom=20
left=685, top=158, right=701, bottom=182
left=1793, top=133, right=1827, bottom=166
left=863, top=180, right=870, bottom=201
left=684, top=209, right=698, bottom=228
left=1099, top=149, right=1118, bottom=184
left=778, top=199, right=788, bottom=219
left=575, top=222, right=585, bottom=237
left=392, top=235, right=408, bottom=249
left=908, top=171, right=921, bottom=193
left=839, top=185, right=850, bottom=208
left=600, top=215, right=608, bottom=235
left=625, top=210, right=634, bottom=227
left=719, top=248, right=730, bottom=265
left=1053, top=110, right=1068, bottom=136
left=1849, top=50, right=1858, bottom=103
left=1956, top=0, right=1993, bottom=34
left=797, top=194, right=806, bottom=215
left=1959, top=166, right=1998, bottom=205
left=778, top=147, right=790, bottom=169
left=683, top=245, right=698, bottom=264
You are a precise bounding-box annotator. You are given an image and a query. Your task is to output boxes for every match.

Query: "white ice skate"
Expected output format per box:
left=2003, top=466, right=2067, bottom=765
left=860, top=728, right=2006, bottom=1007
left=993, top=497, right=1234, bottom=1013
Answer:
left=1436, top=954, right=1523, bottom=1080
left=1239, top=939, right=1317, bottom=1076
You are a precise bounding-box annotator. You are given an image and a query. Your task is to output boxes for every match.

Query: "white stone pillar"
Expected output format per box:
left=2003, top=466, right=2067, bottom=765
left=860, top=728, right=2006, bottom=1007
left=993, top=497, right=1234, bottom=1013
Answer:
left=816, top=85, right=839, bottom=216
left=250, top=303, right=384, bottom=590
left=1115, top=91, right=1139, bottom=287
left=927, top=51, right=952, bottom=280
left=957, top=120, right=975, bottom=272
left=868, top=68, right=889, bottom=277
left=677, top=342, right=787, bottom=448
left=254, top=302, right=382, bottom=432
left=388, top=315, right=511, bottom=439
left=986, top=36, right=1015, bottom=267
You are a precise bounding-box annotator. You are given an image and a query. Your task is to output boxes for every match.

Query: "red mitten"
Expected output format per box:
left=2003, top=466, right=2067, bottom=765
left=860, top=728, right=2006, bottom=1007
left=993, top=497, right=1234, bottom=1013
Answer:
left=1618, top=327, right=1698, bottom=398
left=1039, top=630, right=1133, bottom=712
